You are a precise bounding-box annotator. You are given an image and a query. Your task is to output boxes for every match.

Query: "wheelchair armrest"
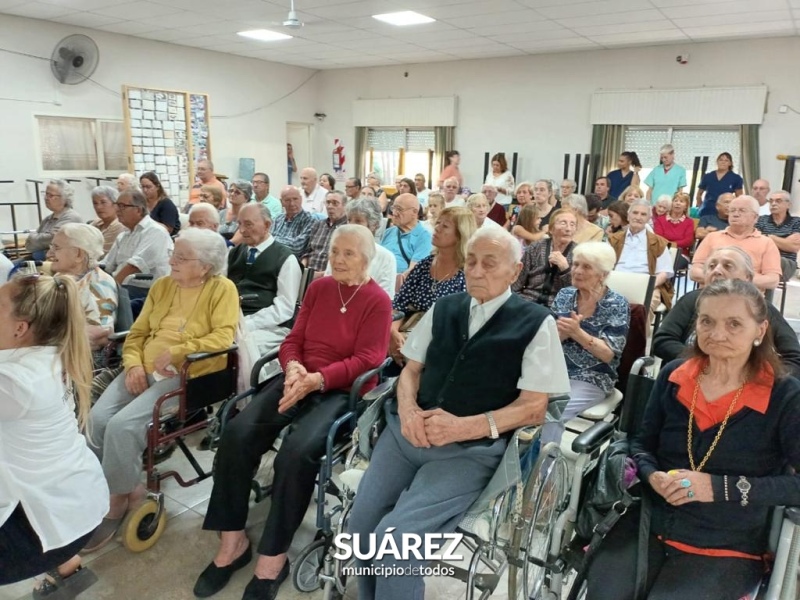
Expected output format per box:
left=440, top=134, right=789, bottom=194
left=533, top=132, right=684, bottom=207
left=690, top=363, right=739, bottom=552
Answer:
left=630, top=355, right=655, bottom=377
left=133, top=273, right=155, bottom=280
left=786, top=506, right=800, bottom=526
left=239, top=293, right=259, bottom=303
left=361, top=376, right=397, bottom=404
left=392, top=310, right=405, bottom=322
left=572, top=421, right=615, bottom=455
left=348, top=357, right=393, bottom=410
left=251, top=348, right=280, bottom=389
left=186, top=345, right=238, bottom=363
left=107, top=330, right=130, bottom=342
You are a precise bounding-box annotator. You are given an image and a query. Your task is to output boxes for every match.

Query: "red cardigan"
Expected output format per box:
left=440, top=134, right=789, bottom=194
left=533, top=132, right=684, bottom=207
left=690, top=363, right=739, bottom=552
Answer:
left=279, top=277, right=392, bottom=392
left=487, top=202, right=507, bottom=226
left=653, top=214, right=695, bottom=253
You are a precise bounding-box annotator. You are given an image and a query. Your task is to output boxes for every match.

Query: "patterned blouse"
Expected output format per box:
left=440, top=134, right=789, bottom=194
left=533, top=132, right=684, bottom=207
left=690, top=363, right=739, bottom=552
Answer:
left=552, top=286, right=629, bottom=394
left=392, top=255, right=465, bottom=313
left=77, top=267, right=118, bottom=330
left=512, top=239, right=575, bottom=308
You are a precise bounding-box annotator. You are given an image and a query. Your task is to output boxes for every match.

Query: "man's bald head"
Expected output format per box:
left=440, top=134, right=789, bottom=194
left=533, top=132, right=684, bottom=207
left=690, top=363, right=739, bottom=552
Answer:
left=300, top=167, right=317, bottom=194
left=391, top=193, right=421, bottom=230
left=751, top=179, right=771, bottom=205
left=280, top=185, right=303, bottom=217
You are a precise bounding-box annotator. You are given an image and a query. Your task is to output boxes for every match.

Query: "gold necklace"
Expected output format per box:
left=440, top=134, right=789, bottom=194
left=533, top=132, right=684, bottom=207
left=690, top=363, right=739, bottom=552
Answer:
left=687, top=369, right=746, bottom=472
left=430, top=258, right=456, bottom=294
left=337, top=280, right=365, bottom=314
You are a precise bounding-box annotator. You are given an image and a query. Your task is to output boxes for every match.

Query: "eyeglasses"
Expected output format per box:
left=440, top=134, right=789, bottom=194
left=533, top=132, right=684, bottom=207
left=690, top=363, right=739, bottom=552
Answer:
left=251, top=180, right=267, bottom=185
left=769, top=198, right=787, bottom=204
left=168, top=250, right=201, bottom=264
left=391, top=206, right=413, bottom=214
left=116, top=202, right=136, bottom=210
left=728, top=208, right=752, bottom=215
left=231, top=189, right=244, bottom=196
left=44, top=193, right=62, bottom=199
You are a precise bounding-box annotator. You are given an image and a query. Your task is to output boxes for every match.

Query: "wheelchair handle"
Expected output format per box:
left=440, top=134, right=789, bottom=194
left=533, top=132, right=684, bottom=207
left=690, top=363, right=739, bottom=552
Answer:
left=186, top=344, right=238, bottom=363
left=630, top=356, right=655, bottom=377
left=348, top=357, right=392, bottom=411
left=250, top=348, right=280, bottom=389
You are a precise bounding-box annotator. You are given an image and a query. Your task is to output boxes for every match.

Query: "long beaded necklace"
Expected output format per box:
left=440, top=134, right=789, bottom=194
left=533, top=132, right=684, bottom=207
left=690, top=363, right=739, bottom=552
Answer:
left=687, top=368, right=746, bottom=472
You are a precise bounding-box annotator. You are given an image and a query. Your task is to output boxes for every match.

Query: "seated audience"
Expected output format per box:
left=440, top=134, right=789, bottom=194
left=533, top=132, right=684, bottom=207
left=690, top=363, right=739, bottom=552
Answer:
left=512, top=203, right=541, bottom=249
left=442, top=177, right=465, bottom=208
left=221, top=180, right=253, bottom=244
left=344, top=177, right=362, bottom=202
left=230, top=203, right=301, bottom=356
left=302, top=191, right=348, bottom=272
left=103, top=190, right=173, bottom=290
left=696, top=192, right=732, bottom=241
left=562, top=194, right=604, bottom=243
left=380, top=193, right=432, bottom=279
left=0, top=274, right=108, bottom=593
left=484, top=152, right=515, bottom=207
left=188, top=160, right=226, bottom=209
left=414, top=173, right=430, bottom=205
left=379, top=177, right=415, bottom=216
left=654, top=192, right=695, bottom=255
left=25, top=180, right=84, bottom=261
left=512, top=209, right=577, bottom=307
left=690, top=196, right=782, bottom=291
left=421, top=192, right=444, bottom=234
left=608, top=199, right=674, bottom=312
left=481, top=184, right=508, bottom=226
left=194, top=225, right=391, bottom=600
left=319, top=173, right=335, bottom=192
left=695, top=151, right=743, bottom=217
left=251, top=172, right=282, bottom=220
left=299, top=167, right=329, bottom=215
left=594, top=176, right=616, bottom=209
left=653, top=194, right=672, bottom=220
left=140, top=172, right=179, bottom=235
left=619, top=185, right=645, bottom=206
left=390, top=207, right=476, bottom=365
left=605, top=200, right=629, bottom=236
left=349, top=227, right=570, bottom=600
left=272, top=185, right=317, bottom=257
left=366, top=172, right=381, bottom=191
left=752, top=178, right=772, bottom=216
left=653, top=246, right=800, bottom=377
left=47, top=223, right=118, bottom=353
left=587, top=279, right=800, bottom=600
left=756, top=190, right=800, bottom=281
left=507, top=181, right=533, bottom=231
left=607, top=151, right=642, bottom=199
left=467, top=193, right=503, bottom=229
left=188, top=202, right=222, bottom=232
left=89, top=186, right=127, bottom=254
left=85, top=229, right=238, bottom=552
left=198, top=185, right=225, bottom=211
left=360, top=186, right=377, bottom=200
left=116, top=173, right=139, bottom=193
left=560, top=179, right=577, bottom=202
left=586, top=193, right=609, bottom=231
left=533, top=179, right=558, bottom=230
left=326, top=198, right=396, bottom=298
left=541, top=242, right=630, bottom=446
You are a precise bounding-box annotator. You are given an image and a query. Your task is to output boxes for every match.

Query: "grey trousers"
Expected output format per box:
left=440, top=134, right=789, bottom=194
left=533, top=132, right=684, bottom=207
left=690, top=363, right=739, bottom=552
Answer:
left=540, top=379, right=607, bottom=447
left=781, top=257, right=797, bottom=282
left=348, top=402, right=506, bottom=600
left=89, top=372, right=181, bottom=495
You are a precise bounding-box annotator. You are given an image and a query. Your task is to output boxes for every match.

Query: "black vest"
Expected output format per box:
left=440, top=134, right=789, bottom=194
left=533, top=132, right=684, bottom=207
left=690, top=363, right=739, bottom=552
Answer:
left=228, top=240, right=294, bottom=323
left=417, top=292, right=549, bottom=417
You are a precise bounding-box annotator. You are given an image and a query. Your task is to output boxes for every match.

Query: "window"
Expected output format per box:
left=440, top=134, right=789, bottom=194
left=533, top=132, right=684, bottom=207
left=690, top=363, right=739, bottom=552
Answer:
left=623, top=127, right=741, bottom=194
left=365, top=128, right=435, bottom=186
left=37, top=116, right=126, bottom=174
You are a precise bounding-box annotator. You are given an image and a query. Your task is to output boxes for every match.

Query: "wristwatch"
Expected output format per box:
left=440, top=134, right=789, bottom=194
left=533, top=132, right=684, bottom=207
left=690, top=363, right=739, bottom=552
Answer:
left=736, top=476, right=751, bottom=507
left=484, top=411, right=499, bottom=439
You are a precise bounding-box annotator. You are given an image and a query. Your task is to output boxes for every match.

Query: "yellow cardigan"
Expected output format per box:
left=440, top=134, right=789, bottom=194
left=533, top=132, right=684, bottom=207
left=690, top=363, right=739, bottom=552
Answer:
left=123, top=275, right=239, bottom=377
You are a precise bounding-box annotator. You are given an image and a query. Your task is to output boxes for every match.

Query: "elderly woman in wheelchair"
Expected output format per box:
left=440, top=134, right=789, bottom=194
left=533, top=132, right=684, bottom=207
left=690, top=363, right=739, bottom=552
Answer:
left=540, top=241, right=629, bottom=447
left=348, top=227, right=570, bottom=600
left=83, top=228, right=238, bottom=552
left=586, top=279, right=800, bottom=600
left=194, top=224, right=392, bottom=600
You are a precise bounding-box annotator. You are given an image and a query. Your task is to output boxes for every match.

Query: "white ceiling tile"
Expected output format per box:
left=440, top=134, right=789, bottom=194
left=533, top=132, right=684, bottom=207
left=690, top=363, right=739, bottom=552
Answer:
left=470, top=20, right=567, bottom=37
left=535, top=0, right=642, bottom=20
left=141, top=11, right=220, bottom=28
left=95, top=20, right=163, bottom=34
left=418, top=37, right=509, bottom=50
left=305, top=0, right=398, bottom=19
left=507, top=37, right=599, bottom=51
left=37, top=0, right=129, bottom=10
left=671, top=10, right=792, bottom=27
left=649, top=0, right=733, bottom=6
left=515, top=0, right=597, bottom=7
left=497, top=30, right=584, bottom=43
left=572, top=20, right=680, bottom=36
left=135, top=28, right=196, bottom=41
left=3, top=2, right=76, bottom=18
left=90, top=0, right=182, bottom=18
left=682, top=20, right=795, bottom=39
left=445, top=9, right=548, bottom=29
left=50, top=12, right=123, bottom=27
left=661, top=0, right=788, bottom=19
left=555, top=9, right=666, bottom=28
left=589, top=29, right=691, bottom=46
left=426, top=0, right=533, bottom=19
left=0, top=0, right=28, bottom=7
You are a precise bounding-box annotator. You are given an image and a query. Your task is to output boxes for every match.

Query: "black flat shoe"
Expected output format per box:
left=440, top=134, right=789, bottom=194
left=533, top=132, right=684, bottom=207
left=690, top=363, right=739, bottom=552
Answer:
left=241, top=561, right=289, bottom=600
left=193, top=542, right=252, bottom=598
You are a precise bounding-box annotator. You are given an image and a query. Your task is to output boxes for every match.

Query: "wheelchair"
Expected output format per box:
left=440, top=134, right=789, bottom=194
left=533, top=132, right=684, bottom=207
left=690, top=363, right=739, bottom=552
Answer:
left=98, top=329, right=239, bottom=552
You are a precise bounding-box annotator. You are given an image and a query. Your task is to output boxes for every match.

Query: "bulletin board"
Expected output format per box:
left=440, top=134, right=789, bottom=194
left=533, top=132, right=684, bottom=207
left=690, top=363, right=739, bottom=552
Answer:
left=121, top=85, right=212, bottom=205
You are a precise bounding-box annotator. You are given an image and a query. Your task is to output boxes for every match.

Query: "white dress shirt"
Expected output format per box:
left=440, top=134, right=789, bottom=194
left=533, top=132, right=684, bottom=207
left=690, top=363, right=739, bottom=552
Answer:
left=758, top=203, right=771, bottom=217
left=302, top=185, right=329, bottom=214
left=104, top=215, right=173, bottom=281
left=0, top=347, right=109, bottom=551
left=616, top=228, right=674, bottom=277
left=402, top=289, right=570, bottom=395
left=325, top=242, right=397, bottom=299
left=243, top=236, right=302, bottom=355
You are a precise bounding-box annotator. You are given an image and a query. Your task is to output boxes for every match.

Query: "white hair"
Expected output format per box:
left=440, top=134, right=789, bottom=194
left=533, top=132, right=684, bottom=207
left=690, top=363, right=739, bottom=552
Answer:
left=189, top=202, right=221, bottom=225
left=331, top=224, right=376, bottom=267
left=48, top=179, right=76, bottom=208
left=656, top=194, right=672, bottom=205
left=659, top=144, right=675, bottom=155
left=563, top=193, right=588, bottom=217
left=91, top=185, right=118, bottom=203
left=176, top=228, right=228, bottom=277
left=60, top=222, right=105, bottom=266
left=467, top=226, right=519, bottom=267
left=732, top=195, right=760, bottom=215
left=572, top=241, right=616, bottom=276
left=117, top=173, right=139, bottom=191
left=630, top=198, right=652, bottom=212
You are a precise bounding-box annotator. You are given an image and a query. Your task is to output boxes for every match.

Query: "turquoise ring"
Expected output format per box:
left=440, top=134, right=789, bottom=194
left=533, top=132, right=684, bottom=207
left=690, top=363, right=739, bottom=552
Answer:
left=680, top=478, right=692, bottom=488
left=687, top=490, right=695, bottom=499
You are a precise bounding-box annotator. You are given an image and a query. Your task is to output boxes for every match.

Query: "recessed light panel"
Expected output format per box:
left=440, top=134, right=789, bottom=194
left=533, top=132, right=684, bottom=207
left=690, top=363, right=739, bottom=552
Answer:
left=237, top=29, right=293, bottom=41
left=372, top=11, right=435, bottom=26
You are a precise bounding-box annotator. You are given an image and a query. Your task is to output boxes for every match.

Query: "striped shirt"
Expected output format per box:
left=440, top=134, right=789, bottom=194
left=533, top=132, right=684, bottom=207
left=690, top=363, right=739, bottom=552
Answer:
left=756, top=214, right=800, bottom=261
left=272, top=210, right=317, bottom=257
left=302, top=215, right=348, bottom=272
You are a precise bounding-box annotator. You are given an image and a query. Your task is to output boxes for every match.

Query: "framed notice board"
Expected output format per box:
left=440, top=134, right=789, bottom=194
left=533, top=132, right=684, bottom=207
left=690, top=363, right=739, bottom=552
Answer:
left=122, top=85, right=212, bottom=205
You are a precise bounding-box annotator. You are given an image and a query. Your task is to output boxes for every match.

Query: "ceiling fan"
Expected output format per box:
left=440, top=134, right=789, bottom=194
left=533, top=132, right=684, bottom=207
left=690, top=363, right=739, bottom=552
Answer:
left=264, top=0, right=311, bottom=30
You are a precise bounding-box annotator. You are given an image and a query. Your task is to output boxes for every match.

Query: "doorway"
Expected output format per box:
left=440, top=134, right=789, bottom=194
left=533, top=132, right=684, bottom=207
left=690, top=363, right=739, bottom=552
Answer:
left=286, top=122, right=312, bottom=185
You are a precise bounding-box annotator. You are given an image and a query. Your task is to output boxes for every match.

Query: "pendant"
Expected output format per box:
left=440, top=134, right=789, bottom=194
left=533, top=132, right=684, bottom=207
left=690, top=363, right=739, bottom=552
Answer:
left=340, top=306, right=347, bottom=314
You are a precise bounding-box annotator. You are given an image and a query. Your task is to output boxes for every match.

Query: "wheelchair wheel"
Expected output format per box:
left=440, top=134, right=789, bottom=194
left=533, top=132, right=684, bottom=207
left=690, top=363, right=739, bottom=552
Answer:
left=120, top=499, right=167, bottom=552
left=508, top=445, right=569, bottom=600
left=293, top=538, right=327, bottom=592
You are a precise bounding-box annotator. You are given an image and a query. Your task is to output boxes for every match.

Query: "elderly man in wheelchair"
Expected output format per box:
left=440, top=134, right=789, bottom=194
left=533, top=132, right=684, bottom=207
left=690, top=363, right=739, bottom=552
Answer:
left=348, top=227, right=570, bottom=600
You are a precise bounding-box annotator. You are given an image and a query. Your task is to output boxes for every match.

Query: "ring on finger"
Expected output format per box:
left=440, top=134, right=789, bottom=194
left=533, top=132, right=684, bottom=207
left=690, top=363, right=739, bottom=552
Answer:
left=680, top=478, right=692, bottom=488
left=687, top=490, right=695, bottom=499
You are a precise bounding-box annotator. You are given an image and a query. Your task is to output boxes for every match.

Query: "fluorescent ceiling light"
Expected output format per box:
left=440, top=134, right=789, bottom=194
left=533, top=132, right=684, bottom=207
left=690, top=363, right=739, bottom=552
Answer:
left=237, top=29, right=292, bottom=41
left=372, top=11, right=435, bottom=26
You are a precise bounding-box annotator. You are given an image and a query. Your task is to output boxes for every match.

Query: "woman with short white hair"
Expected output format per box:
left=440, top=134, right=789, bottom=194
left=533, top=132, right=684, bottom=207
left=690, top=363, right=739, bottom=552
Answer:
left=562, top=193, right=604, bottom=243
left=25, top=180, right=84, bottom=261
left=90, top=185, right=127, bottom=254
left=47, top=223, right=118, bottom=352
left=541, top=241, right=630, bottom=446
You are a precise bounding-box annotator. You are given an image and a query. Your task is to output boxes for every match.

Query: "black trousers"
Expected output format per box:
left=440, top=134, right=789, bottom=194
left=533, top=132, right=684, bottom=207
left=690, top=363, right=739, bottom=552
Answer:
left=0, top=504, right=93, bottom=584
left=586, top=507, right=765, bottom=600
left=203, top=374, right=349, bottom=556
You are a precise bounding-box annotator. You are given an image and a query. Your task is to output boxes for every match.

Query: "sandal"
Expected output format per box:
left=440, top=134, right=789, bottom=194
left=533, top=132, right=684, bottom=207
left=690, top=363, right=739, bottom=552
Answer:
left=32, top=566, right=98, bottom=599
left=80, top=516, right=124, bottom=554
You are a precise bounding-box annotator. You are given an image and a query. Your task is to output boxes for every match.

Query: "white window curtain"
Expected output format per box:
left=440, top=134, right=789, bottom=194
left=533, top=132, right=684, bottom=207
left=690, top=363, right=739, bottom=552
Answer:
left=101, top=121, right=127, bottom=172
left=38, top=117, right=98, bottom=171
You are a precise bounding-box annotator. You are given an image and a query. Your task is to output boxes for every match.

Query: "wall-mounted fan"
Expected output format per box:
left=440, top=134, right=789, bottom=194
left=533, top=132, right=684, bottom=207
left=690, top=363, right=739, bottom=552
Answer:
left=50, top=34, right=99, bottom=85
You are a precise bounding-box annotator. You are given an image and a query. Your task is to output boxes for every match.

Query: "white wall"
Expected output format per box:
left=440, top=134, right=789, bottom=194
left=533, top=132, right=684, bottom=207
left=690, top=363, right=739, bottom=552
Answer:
left=313, top=36, right=800, bottom=208
left=0, top=13, right=320, bottom=230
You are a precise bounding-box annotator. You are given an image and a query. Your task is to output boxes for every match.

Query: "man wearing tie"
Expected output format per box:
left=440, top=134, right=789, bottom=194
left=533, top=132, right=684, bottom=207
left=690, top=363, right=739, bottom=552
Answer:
left=228, top=203, right=301, bottom=356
